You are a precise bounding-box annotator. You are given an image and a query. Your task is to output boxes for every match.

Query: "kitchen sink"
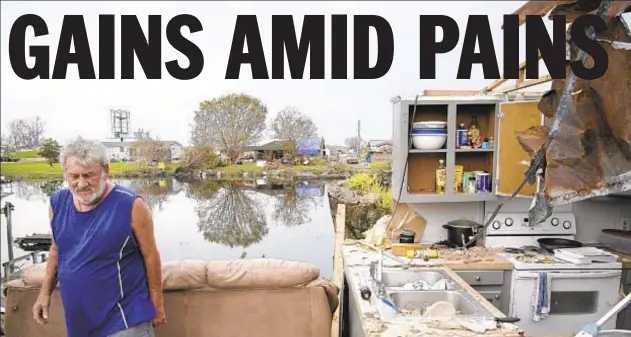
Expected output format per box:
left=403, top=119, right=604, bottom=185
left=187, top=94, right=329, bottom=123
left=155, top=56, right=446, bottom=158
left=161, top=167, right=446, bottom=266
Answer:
left=388, top=290, right=485, bottom=316
left=380, top=269, right=457, bottom=290
left=360, top=268, right=494, bottom=321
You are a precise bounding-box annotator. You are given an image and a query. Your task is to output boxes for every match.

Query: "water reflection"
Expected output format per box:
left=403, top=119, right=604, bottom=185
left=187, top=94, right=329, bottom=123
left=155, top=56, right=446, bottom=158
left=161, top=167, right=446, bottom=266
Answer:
left=0, top=177, right=335, bottom=278
left=195, top=183, right=268, bottom=248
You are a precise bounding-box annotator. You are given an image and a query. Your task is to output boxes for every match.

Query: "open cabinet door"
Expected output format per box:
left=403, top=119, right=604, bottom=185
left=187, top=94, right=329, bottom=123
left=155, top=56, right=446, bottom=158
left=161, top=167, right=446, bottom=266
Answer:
left=496, top=101, right=542, bottom=197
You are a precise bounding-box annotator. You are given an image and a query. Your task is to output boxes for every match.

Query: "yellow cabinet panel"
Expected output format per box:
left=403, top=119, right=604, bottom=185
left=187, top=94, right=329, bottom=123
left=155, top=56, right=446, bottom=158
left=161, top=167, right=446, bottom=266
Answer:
left=496, top=101, right=542, bottom=197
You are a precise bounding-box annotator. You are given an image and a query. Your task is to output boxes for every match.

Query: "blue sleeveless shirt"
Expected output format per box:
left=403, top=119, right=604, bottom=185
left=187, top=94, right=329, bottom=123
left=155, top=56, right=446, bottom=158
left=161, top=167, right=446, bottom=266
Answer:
left=50, top=185, right=156, bottom=337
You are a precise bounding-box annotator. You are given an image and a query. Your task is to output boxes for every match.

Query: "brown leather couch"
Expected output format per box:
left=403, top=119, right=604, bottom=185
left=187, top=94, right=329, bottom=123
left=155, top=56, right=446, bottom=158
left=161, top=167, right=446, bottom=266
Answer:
left=4, top=259, right=339, bottom=337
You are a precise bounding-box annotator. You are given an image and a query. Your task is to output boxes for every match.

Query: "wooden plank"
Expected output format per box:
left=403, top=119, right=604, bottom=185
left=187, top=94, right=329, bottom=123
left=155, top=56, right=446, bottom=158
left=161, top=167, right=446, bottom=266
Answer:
left=423, top=89, right=480, bottom=96
left=497, top=75, right=552, bottom=94
left=330, top=204, right=346, bottom=337
left=503, top=1, right=575, bottom=28
left=481, top=53, right=542, bottom=92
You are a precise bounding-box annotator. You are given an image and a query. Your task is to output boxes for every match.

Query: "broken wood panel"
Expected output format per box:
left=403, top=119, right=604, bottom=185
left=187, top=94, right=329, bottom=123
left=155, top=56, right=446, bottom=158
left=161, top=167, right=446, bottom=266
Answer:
left=496, top=101, right=541, bottom=198
left=330, top=203, right=346, bottom=337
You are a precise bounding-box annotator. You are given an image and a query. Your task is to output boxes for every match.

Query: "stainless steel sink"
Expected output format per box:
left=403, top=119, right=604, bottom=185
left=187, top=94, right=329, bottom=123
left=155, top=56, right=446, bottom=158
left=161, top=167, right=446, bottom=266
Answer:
left=380, top=269, right=457, bottom=290
left=388, top=290, right=485, bottom=316
left=359, top=268, right=494, bottom=321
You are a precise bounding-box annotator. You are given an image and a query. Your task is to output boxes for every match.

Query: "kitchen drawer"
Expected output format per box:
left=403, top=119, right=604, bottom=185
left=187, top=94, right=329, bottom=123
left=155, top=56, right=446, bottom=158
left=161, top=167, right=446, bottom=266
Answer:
left=456, top=271, right=504, bottom=286
left=477, top=290, right=502, bottom=310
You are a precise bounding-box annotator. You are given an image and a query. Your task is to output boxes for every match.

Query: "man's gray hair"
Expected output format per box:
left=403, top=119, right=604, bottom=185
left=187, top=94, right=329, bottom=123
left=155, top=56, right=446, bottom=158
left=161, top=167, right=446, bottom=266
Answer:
left=59, top=137, right=110, bottom=169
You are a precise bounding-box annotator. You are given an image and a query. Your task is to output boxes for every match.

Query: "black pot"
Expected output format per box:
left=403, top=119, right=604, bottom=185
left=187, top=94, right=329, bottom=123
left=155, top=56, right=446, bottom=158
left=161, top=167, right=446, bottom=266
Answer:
left=399, top=230, right=416, bottom=243
left=443, top=220, right=483, bottom=247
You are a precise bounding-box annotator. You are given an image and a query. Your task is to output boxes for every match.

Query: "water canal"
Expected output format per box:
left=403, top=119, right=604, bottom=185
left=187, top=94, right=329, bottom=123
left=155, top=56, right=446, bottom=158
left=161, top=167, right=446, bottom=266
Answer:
left=0, top=178, right=336, bottom=279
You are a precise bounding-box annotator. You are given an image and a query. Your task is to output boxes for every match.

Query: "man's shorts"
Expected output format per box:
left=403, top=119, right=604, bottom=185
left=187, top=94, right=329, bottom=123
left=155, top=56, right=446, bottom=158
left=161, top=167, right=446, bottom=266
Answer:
left=107, top=322, right=154, bottom=337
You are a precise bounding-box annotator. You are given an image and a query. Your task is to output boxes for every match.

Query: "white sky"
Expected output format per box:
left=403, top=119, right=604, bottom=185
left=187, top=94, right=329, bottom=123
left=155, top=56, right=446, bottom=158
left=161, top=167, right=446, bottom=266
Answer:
left=3, top=1, right=625, bottom=146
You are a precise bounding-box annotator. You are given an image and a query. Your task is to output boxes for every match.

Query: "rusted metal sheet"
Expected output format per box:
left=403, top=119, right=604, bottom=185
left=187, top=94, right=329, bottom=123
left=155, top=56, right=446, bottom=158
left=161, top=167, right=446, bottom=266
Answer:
left=549, top=0, right=631, bottom=21
left=516, top=7, right=631, bottom=205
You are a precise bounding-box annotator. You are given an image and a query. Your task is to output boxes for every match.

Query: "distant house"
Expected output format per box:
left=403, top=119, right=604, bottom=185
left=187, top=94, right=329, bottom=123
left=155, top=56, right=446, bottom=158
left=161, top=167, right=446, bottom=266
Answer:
left=101, top=139, right=183, bottom=162
left=328, top=145, right=350, bottom=155
left=367, top=140, right=392, bottom=153
left=295, top=138, right=326, bottom=156
left=164, top=141, right=184, bottom=161
left=239, top=140, right=293, bottom=160
left=102, top=140, right=134, bottom=161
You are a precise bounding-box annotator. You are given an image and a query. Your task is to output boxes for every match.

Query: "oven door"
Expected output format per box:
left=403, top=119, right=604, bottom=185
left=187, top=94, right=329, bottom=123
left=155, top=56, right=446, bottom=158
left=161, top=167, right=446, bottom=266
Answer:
left=509, top=269, right=621, bottom=336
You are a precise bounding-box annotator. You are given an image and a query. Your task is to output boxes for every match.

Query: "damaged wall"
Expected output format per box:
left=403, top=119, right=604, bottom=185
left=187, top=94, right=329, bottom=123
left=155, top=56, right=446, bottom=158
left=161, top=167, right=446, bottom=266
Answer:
left=515, top=4, right=631, bottom=205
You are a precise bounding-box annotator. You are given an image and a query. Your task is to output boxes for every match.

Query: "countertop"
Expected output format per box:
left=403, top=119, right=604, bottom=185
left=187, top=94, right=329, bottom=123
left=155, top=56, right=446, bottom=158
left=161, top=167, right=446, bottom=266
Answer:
left=605, top=249, right=631, bottom=269
left=344, top=241, right=514, bottom=271
left=342, top=243, right=523, bottom=337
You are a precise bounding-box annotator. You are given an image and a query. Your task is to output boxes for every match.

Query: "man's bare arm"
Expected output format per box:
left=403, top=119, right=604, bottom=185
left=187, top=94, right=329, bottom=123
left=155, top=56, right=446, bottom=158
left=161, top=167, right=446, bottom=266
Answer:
left=131, top=198, right=163, bottom=306
left=40, top=206, right=58, bottom=297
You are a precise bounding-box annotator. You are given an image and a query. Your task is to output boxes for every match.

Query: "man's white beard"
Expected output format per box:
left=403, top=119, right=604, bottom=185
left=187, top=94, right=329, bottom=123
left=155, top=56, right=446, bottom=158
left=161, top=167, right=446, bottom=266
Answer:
left=73, top=179, right=107, bottom=205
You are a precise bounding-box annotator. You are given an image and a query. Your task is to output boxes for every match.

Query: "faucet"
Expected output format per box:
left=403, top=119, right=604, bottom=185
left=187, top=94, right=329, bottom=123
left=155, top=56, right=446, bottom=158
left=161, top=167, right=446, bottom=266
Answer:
left=369, top=249, right=410, bottom=297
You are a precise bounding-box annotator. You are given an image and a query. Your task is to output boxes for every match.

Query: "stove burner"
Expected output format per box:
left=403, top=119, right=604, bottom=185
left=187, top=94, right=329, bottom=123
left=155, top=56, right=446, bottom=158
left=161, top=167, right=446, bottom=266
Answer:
left=431, top=240, right=459, bottom=249
left=504, top=247, right=524, bottom=254
left=503, top=246, right=551, bottom=255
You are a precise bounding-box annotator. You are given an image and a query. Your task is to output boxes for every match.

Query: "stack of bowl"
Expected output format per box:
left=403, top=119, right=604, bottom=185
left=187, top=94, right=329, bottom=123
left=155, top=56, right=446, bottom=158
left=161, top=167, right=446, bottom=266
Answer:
left=411, top=121, right=447, bottom=150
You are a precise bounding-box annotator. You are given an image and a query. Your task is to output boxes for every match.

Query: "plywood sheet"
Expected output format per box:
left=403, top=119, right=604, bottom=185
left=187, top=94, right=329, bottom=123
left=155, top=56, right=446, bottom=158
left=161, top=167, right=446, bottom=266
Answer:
left=496, top=101, right=541, bottom=197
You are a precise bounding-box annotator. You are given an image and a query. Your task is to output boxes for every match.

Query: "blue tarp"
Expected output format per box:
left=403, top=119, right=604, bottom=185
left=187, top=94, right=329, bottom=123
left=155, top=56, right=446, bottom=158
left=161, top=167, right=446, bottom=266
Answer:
left=294, top=183, right=324, bottom=197
left=295, top=138, right=321, bottom=156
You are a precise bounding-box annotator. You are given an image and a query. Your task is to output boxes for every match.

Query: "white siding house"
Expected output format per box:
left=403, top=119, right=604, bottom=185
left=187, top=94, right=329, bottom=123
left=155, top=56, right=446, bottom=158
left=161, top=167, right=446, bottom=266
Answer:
left=103, top=140, right=133, bottom=161
left=102, top=139, right=183, bottom=162
left=165, top=141, right=183, bottom=161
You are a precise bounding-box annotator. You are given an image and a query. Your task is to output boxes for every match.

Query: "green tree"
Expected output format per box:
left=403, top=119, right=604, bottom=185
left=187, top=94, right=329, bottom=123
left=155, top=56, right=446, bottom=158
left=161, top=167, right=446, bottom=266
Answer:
left=38, top=138, right=61, bottom=166
left=190, top=94, right=268, bottom=162
left=181, top=144, right=220, bottom=170
left=269, top=107, right=318, bottom=157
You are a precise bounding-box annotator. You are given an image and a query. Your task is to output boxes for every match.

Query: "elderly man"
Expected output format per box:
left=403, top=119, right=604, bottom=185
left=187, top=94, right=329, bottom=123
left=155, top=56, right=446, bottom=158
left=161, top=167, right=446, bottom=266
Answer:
left=32, top=137, right=166, bottom=337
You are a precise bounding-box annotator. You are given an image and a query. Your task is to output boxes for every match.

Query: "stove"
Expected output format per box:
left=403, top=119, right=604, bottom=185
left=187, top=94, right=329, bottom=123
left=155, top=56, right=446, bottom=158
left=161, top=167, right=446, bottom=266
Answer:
left=483, top=212, right=622, bottom=335
left=484, top=211, right=621, bottom=269
left=484, top=212, right=577, bottom=249
left=499, top=251, right=622, bottom=270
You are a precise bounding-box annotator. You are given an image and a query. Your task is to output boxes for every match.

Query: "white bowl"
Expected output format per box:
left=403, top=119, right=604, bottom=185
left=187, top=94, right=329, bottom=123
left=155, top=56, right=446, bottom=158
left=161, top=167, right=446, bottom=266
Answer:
left=413, top=121, right=447, bottom=129
left=412, top=134, right=447, bottom=150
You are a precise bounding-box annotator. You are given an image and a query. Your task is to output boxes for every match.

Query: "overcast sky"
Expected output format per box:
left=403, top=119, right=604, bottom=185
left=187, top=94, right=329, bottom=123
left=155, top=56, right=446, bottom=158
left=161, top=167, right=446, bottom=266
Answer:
left=3, top=1, right=624, bottom=147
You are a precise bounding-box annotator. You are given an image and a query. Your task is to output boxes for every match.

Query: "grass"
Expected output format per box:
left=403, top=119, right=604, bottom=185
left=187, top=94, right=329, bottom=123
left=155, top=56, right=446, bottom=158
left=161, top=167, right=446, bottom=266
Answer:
left=0, top=161, right=178, bottom=178
left=217, top=161, right=350, bottom=174
left=369, top=161, right=391, bottom=173
left=5, top=150, right=40, bottom=158
left=346, top=172, right=394, bottom=214
left=218, top=162, right=264, bottom=172
left=1, top=158, right=392, bottom=179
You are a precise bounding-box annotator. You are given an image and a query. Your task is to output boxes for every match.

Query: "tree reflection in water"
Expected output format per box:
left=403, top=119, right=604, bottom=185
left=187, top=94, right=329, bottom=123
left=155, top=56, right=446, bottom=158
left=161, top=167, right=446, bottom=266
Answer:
left=127, top=179, right=172, bottom=213
left=189, top=181, right=268, bottom=248
left=11, top=181, right=55, bottom=202
left=272, top=184, right=320, bottom=227
left=40, top=180, right=64, bottom=197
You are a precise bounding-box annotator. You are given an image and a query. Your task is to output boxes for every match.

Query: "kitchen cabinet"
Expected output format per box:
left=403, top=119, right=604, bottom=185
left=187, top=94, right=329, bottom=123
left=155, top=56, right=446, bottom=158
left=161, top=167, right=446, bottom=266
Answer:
left=616, top=269, right=631, bottom=329
left=391, top=96, right=542, bottom=203
left=455, top=270, right=512, bottom=315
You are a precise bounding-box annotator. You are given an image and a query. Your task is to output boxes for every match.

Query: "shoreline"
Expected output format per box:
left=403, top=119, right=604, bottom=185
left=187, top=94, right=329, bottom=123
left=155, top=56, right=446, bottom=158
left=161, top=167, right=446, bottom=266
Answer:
left=1, top=162, right=391, bottom=182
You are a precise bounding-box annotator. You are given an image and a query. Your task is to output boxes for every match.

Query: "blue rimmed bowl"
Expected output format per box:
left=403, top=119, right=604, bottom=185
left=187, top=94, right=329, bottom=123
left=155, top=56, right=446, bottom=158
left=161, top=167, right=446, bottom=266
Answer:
left=411, top=128, right=447, bottom=150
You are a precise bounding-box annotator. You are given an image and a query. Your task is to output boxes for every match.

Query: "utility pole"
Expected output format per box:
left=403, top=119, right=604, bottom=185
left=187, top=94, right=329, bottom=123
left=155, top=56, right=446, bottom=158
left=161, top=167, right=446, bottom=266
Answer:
left=357, top=120, right=361, bottom=153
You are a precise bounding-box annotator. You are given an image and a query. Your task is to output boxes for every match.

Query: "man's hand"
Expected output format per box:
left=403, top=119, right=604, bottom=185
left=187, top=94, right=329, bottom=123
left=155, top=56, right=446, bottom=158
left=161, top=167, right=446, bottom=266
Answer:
left=32, top=293, right=51, bottom=325
left=152, top=302, right=167, bottom=327
left=131, top=198, right=165, bottom=328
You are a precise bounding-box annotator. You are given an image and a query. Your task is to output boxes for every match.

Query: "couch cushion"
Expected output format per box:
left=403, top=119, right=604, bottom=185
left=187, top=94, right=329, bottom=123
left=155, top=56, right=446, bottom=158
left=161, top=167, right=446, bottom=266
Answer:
left=206, top=259, right=320, bottom=289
